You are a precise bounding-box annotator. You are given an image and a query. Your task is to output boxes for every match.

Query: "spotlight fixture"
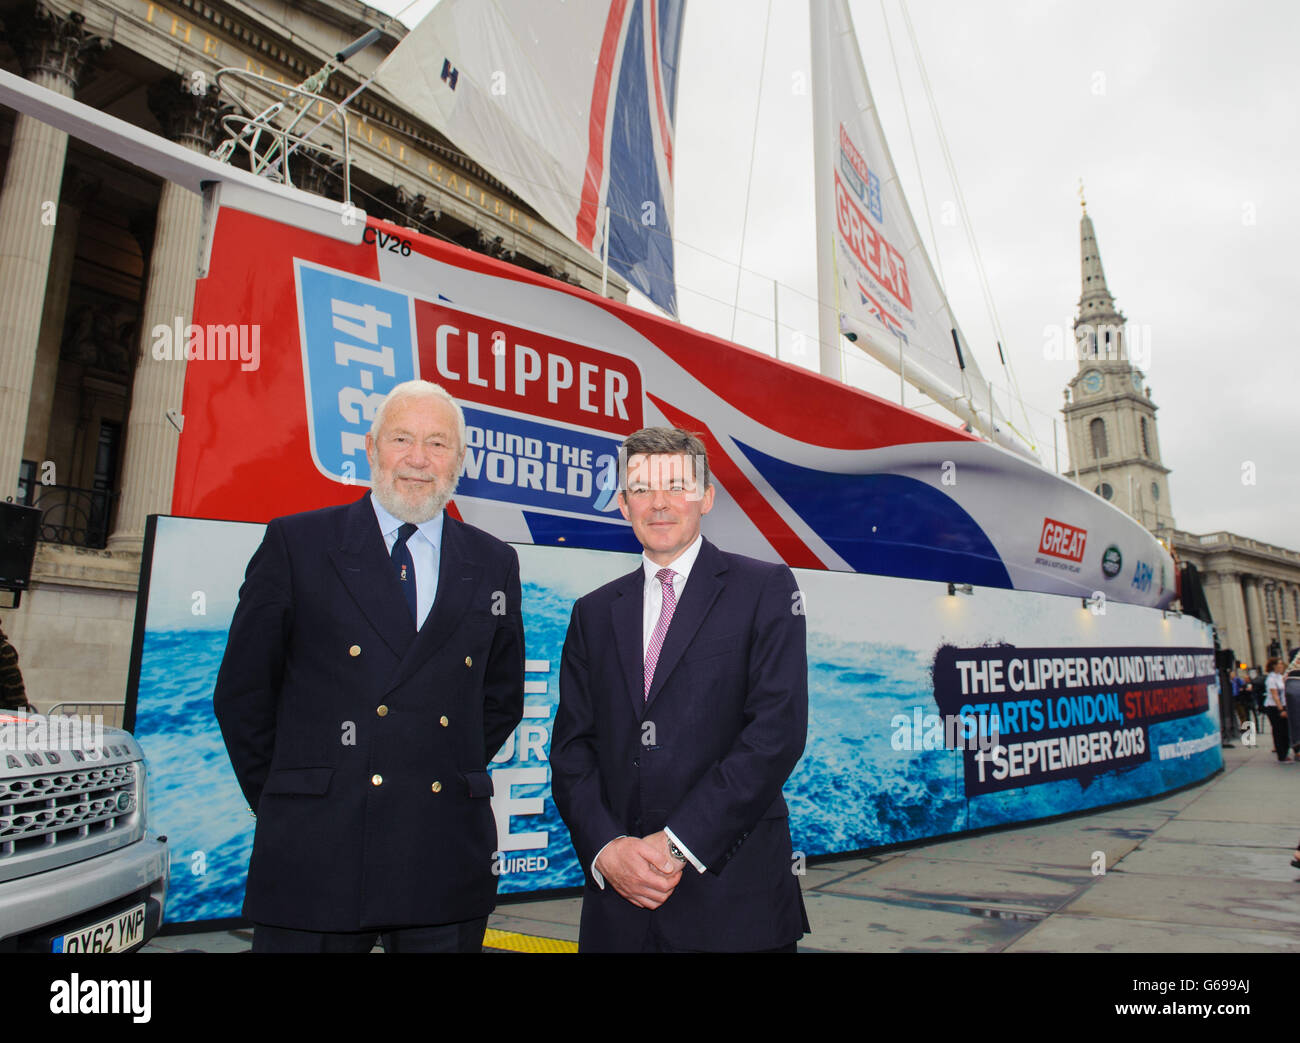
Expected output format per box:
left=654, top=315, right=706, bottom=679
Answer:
left=947, top=582, right=973, bottom=597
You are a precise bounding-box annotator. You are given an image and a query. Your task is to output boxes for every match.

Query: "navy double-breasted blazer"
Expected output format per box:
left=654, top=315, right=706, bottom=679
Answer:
left=213, top=494, right=524, bottom=931
left=551, top=537, right=809, bottom=952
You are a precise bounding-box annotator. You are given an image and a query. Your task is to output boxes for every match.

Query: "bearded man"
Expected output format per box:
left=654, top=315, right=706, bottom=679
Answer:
left=214, top=380, right=524, bottom=952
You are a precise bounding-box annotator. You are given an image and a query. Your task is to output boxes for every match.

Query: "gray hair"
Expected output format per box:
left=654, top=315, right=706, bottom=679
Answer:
left=620, top=427, right=711, bottom=491
left=369, top=380, right=467, bottom=452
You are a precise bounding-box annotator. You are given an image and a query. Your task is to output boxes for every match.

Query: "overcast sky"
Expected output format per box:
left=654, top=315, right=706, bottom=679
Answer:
left=380, top=0, right=1298, bottom=548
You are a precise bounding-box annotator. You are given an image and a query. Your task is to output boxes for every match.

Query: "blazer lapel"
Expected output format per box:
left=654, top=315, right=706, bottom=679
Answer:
left=610, top=567, right=647, bottom=720
left=328, top=494, right=415, bottom=660
left=644, top=539, right=728, bottom=709
left=388, top=515, right=483, bottom=692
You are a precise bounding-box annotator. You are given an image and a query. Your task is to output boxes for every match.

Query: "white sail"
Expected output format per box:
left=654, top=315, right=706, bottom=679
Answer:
left=810, top=0, right=1024, bottom=453
left=376, top=0, right=684, bottom=315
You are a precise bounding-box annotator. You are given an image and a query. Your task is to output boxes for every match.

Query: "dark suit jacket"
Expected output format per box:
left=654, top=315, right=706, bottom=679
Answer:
left=551, top=537, right=809, bottom=952
left=213, top=493, right=524, bottom=931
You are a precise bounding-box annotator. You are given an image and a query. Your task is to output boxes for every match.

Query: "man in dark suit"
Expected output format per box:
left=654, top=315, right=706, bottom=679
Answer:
left=551, top=427, right=809, bottom=952
left=214, top=380, right=524, bottom=952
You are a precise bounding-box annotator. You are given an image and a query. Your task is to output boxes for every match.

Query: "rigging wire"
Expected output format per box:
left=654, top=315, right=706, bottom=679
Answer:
left=728, top=0, right=774, bottom=342
left=237, top=0, right=1054, bottom=463
left=879, top=0, right=944, bottom=295
left=258, top=152, right=1056, bottom=462
left=897, top=0, right=1039, bottom=450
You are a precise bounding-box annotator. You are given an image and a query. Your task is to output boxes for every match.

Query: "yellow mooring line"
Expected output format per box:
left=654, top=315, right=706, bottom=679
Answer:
left=483, top=928, right=578, bottom=954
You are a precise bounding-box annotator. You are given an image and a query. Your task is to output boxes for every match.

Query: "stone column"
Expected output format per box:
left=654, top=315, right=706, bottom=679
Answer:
left=0, top=6, right=106, bottom=500
left=1241, top=575, right=1268, bottom=669
left=1200, top=569, right=1226, bottom=644
left=1282, top=583, right=1297, bottom=661
left=22, top=173, right=99, bottom=469
left=1213, top=571, right=1251, bottom=666
left=106, top=78, right=221, bottom=551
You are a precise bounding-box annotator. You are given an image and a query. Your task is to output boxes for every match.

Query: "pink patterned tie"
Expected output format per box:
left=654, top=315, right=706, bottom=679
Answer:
left=643, top=568, right=677, bottom=699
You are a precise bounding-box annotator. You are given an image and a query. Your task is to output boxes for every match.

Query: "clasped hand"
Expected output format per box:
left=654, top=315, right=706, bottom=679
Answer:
left=594, top=830, right=683, bottom=909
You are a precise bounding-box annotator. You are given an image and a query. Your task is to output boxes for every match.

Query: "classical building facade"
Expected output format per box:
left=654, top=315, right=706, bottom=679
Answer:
left=1061, top=203, right=1300, bottom=670
left=0, top=0, right=626, bottom=713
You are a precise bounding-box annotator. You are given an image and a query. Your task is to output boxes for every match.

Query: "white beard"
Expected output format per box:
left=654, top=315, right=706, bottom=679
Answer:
left=370, top=470, right=458, bottom=524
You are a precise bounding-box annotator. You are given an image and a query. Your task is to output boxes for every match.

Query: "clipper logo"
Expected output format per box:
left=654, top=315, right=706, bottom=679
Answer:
left=295, top=261, right=644, bottom=503
left=415, top=302, right=642, bottom=434
left=1038, top=517, right=1087, bottom=563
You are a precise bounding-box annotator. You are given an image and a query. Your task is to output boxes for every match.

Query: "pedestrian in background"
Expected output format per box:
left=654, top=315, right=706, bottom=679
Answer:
left=0, top=621, right=34, bottom=713
left=1284, top=649, right=1300, bottom=760
left=1263, top=658, right=1289, bottom=762
left=1232, top=670, right=1252, bottom=728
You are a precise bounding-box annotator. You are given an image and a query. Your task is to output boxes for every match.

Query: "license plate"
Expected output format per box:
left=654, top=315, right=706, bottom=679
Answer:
left=53, top=903, right=147, bottom=953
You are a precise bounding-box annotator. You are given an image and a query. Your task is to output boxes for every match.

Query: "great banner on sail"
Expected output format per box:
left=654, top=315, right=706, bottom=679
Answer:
left=375, top=0, right=684, bottom=316
left=812, top=0, right=1015, bottom=444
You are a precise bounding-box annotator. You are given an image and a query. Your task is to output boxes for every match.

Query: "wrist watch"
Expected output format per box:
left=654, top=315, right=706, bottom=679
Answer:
left=667, top=839, right=687, bottom=863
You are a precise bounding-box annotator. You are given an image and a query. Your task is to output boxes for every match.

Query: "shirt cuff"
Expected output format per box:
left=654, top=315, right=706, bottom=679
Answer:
left=591, top=836, right=627, bottom=889
left=664, top=826, right=706, bottom=874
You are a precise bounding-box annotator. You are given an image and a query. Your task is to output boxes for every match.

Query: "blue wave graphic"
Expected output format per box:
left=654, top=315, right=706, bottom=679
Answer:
left=733, top=439, right=1013, bottom=588
left=132, top=590, right=1222, bottom=924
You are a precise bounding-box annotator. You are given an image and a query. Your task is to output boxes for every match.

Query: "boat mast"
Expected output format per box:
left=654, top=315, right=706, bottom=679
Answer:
left=809, top=0, right=843, bottom=382
left=807, top=0, right=1036, bottom=460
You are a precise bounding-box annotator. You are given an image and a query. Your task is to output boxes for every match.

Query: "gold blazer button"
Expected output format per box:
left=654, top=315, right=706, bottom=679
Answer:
left=430, top=780, right=442, bottom=793
left=464, top=656, right=472, bottom=668
left=439, top=715, right=449, bottom=727
left=376, top=705, right=388, bottom=717
left=349, top=645, right=361, bottom=657
left=371, top=774, right=383, bottom=786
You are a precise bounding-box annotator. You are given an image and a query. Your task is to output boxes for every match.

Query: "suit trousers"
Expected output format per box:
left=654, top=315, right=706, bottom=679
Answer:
left=1265, top=707, right=1290, bottom=761
left=251, top=917, right=489, bottom=953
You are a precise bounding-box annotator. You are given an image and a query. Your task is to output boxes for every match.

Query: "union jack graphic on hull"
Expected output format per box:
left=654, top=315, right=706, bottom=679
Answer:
left=175, top=206, right=1176, bottom=610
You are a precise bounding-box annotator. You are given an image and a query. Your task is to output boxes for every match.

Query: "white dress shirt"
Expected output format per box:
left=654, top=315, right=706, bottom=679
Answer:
left=640, top=533, right=704, bottom=653
left=592, top=534, right=707, bottom=888
left=369, top=494, right=443, bottom=629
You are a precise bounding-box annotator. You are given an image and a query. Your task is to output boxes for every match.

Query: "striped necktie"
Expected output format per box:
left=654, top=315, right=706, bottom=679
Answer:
left=644, top=568, right=677, bottom=699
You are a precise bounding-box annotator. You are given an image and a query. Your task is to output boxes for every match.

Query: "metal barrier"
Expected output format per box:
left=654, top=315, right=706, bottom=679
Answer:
left=46, top=701, right=124, bottom=730
left=25, top=484, right=118, bottom=549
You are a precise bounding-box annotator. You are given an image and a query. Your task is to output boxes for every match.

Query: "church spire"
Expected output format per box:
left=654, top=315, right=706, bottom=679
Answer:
left=1077, top=204, right=1124, bottom=330
left=1062, top=197, right=1174, bottom=535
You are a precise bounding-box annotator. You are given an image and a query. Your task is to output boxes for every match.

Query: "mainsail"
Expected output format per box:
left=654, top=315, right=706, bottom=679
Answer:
left=376, top=0, right=684, bottom=316
left=810, top=0, right=1026, bottom=454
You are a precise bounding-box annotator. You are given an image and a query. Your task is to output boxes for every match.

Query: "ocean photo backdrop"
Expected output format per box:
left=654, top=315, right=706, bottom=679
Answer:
left=130, top=517, right=1221, bottom=924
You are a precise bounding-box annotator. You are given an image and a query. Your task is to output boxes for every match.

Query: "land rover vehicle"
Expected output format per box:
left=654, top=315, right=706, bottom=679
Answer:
left=0, top=711, right=168, bottom=953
